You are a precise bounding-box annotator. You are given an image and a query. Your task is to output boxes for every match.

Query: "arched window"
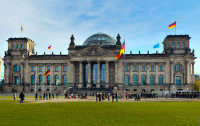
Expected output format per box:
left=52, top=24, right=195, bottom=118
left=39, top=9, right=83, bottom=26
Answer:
left=16, top=44, right=19, bottom=49
left=31, top=75, right=35, bottom=85
left=132, top=75, right=138, bottom=85
left=158, top=75, right=163, bottom=85
left=55, top=75, right=59, bottom=85
left=47, top=75, right=50, bottom=85
left=63, top=75, right=67, bottom=85
left=141, top=75, right=146, bottom=85
left=21, top=44, right=24, bottom=49
left=150, top=75, right=155, bottom=85
left=39, top=75, right=43, bottom=85
left=12, top=44, right=15, bottom=50
left=14, top=65, right=21, bottom=72
left=174, top=64, right=183, bottom=71
left=177, top=42, right=180, bottom=48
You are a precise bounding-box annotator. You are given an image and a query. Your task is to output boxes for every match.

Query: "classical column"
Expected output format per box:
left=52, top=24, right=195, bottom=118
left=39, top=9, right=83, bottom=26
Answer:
left=147, top=64, right=150, bottom=85
left=87, top=61, right=91, bottom=88
left=170, top=62, right=174, bottom=84
left=51, top=64, right=54, bottom=86
left=185, top=61, right=189, bottom=84
left=35, top=64, right=38, bottom=85
left=155, top=63, right=158, bottom=85
left=130, top=64, right=132, bottom=85
left=105, top=61, right=109, bottom=88
left=192, top=62, right=195, bottom=84
left=78, top=61, right=83, bottom=88
left=43, top=65, right=46, bottom=84
left=59, top=64, right=62, bottom=85
left=115, top=61, right=118, bottom=84
left=138, top=64, right=141, bottom=85
left=96, top=61, right=100, bottom=88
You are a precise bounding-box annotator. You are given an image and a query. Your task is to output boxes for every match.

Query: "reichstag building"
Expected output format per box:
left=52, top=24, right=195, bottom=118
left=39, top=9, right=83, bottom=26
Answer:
left=2, top=33, right=196, bottom=94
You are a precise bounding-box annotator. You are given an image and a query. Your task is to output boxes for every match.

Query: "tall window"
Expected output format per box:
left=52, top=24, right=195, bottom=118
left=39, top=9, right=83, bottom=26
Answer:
left=125, top=75, right=129, bottom=86
left=21, top=44, right=24, bottom=49
left=177, top=42, right=180, bottom=48
left=92, top=64, right=97, bottom=85
left=158, top=75, right=163, bottom=85
left=100, top=64, right=106, bottom=85
left=39, top=66, right=43, bottom=72
left=176, top=76, right=181, bottom=85
left=31, top=75, right=35, bottom=85
left=55, top=75, right=59, bottom=85
left=133, top=66, right=137, bottom=71
left=150, top=75, right=155, bottom=85
left=14, top=65, right=21, bottom=72
left=172, top=42, right=175, bottom=48
left=63, top=66, right=67, bottom=72
left=16, top=44, right=19, bottom=49
left=14, top=76, right=20, bottom=85
left=31, top=66, right=35, bottom=72
left=142, top=66, right=145, bottom=71
left=174, top=64, right=183, bottom=71
left=159, top=66, right=163, bottom=71
left=63, top=75, right=67, bottom=85
left=181, top=42, right=184, bottom=48
left=141, top=75, right=146, bottom=85
left=47, top=75, right=50, bottom=85
left=84, top=64, right=88, bottom=85
left=132, top=75, right=138, bottom=85
left=55, top=66, right=59, bottom=72
left=12, top=44, right=15, bottom=50
left=39, top=75, right=43, bottom=85
left=47, top=66, right=50, bottom=70
left=125, top=66, right=128, bottom=72
left=151, top=66, right=154, bottom=71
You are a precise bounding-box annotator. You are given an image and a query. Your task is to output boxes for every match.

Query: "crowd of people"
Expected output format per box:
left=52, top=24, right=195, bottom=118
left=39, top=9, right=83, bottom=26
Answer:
left=35, top=92, right=59, bottom=101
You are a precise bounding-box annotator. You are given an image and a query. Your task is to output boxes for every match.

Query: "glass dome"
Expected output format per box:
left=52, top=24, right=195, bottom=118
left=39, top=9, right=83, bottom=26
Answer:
left=83, top=33, right=116, bottom=46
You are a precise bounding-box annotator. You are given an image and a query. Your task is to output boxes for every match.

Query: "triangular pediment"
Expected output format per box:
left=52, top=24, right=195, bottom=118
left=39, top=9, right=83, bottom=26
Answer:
left=72, top=45, right=117, bottom=57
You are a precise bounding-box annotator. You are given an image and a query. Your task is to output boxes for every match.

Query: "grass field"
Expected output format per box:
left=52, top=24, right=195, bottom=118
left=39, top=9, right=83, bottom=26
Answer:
left=0, top=100, right=200, bottom=126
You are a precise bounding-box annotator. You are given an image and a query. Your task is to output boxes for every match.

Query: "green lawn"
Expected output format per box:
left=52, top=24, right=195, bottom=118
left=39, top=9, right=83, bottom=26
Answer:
left=0, top=100, right=199, bottom=126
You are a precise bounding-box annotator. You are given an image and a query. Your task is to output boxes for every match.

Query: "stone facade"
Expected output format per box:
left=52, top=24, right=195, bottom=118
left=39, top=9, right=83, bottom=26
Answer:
left=2, top=33, right=196, bottom=94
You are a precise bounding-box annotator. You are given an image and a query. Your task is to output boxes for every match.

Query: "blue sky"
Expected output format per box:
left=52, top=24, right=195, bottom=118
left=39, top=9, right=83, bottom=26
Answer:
left=0, top=0, right=200, bottom=77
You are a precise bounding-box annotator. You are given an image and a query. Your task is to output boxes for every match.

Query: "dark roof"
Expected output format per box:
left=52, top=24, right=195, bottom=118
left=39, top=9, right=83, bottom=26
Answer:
left=166, top=35, right=190, bottom=38
left=8, top=37, right=32, bottom=41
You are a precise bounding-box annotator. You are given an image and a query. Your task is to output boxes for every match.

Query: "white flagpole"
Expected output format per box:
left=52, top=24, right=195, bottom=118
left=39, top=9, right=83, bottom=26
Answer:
left=123, top=40, right=126, bottom=97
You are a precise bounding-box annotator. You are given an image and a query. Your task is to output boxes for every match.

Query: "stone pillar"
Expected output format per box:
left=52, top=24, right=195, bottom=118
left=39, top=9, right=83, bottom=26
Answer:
left=96, top=61, right=100, bottom=88
left=130, top=64, right=132, bottom=85
left=138, top=64, right=141, bottom=85
left=87, top=61, right=91, bottom=88
left=185, top=61, right=189, bottom=84
left=147, top=64, right=150, bottom=85
left=35, top=64, right=38, bottom=85
left=59, top=64, right=62, bottom=85
left=105, top=61, right=109, bottom=88
left=115, top=61, right=118, bottom=84
left=155, top=64, right=158, bottom=85
left=78, top=61, right=83, bottom=88
left=51, top=64, right=54, bottom=85
left=20, top=64, right=24, bottom=84
left=170, top=62, right=174, bottom=84
left=192, top=62, right=195, bottom=84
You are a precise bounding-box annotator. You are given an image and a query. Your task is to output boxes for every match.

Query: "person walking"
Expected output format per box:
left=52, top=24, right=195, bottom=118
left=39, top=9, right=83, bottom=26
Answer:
left=108, top=93, right=110, bottom=101
left=112, top=93, right=114, bottom=102
left=35, top=92, right=38, bottom=101
left=43, top=93, right=45, bottom=100
left=13, top=93, right=16, bottom=100
left=96, top=92, right=98, bottom=102
left=19, top=92, right=25, bottom=103
left=49, top=92, right=51, bottom=100
left=46, top=92, right=48, bottom=100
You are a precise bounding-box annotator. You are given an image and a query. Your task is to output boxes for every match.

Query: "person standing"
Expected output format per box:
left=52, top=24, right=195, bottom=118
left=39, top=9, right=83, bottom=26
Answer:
left=116, top=92, right=118, bottom=102
left=43, top=93, right=45, bottom=100
left=46, top=92, right=48, bottom=100
left=96, top=92, right=98, bottom=102
left=56, top=93, right=59, bottom=99
left=13, top=93, right=16, bottom=100
left=112, top=93, right=114, bottom=102
left=19, top=92, right=25, bottom=103
left=108, top=93, right=110, bottom=101
left=49, top=92, right=51, bottom=100
left=52, top=92, right=54, bottom=99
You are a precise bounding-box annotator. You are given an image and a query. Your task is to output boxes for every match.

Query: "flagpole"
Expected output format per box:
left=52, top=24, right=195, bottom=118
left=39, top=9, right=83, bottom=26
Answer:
left=50, top=68, right=51, bottom=93
left=175, top=21, right=176, bottom=35
left=123, top=40, right=125, bottom=98
left=35, top=72, right=36, bottom=95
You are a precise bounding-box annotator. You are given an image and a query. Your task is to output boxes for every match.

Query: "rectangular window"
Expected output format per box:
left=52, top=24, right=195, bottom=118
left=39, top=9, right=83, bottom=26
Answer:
left=177, top=42, right=180, bottom=48
left=159, top=66, right=163, bottom=71
left=31, top=66, right=35, bottom=72
left=125, top=66, right=128, bottom=72
left=142, top=66, right=145, bottom=71
left=133, top=66, right=137, bottom=71
left=151, top=66, right=154, bottom=71
left=39, top=66, right=43, bottom=72
left=181, top=42, right=184, bottom=48
left=125, top=75, right=129, bottom=86
left=132, top=75, right=137, bottom=85
left=176, top=76, right=181, bottom=85
left=55, top=66, right=59, bottom=72
left=47, top=66, right=50, bottom=71
left=63, top=66, right=67, bottom=72
left=14, top=76, right=20, bottom=85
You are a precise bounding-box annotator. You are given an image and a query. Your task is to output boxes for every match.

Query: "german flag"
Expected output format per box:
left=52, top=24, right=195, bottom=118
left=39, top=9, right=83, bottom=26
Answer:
left=116, top=43, right=125, bottom=59
left=48, top=45, right=51, bottom=50
left=21, top=26, right=23, bottom=32
left=168, top=21, right=176, bottom=29
left=44, top=69, right=50, bottom=77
